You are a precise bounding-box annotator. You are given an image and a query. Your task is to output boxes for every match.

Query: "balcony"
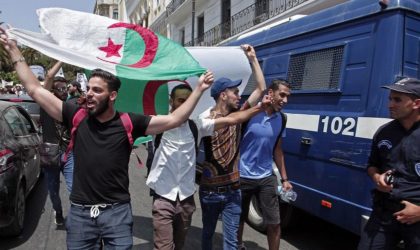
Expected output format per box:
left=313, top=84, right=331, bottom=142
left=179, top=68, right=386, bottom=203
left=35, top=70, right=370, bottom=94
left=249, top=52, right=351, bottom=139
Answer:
left=184, top=0, right=309, bottom=46
left=149, top=11, right=169, bottom=36
left=149, top=0, right=331, bottom=46
left=184, top=21, right=231, bottom=46
left=167, top=0, right=187, bottom=16
left=231, top=0, right=309, bottom=36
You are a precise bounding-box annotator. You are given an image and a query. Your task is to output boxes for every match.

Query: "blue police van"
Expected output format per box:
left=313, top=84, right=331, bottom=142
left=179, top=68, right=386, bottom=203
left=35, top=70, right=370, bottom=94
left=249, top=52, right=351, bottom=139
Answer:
left=225, top=0, right=420, bottom=235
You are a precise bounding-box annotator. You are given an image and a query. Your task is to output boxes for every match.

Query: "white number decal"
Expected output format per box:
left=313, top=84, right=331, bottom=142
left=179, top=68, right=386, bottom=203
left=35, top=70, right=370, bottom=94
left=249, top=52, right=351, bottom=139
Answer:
left=342, top=118, right=356, bottom=136
left=330, top=117, right=343, bottom=134
left=320, top=116, right=356, bottom=136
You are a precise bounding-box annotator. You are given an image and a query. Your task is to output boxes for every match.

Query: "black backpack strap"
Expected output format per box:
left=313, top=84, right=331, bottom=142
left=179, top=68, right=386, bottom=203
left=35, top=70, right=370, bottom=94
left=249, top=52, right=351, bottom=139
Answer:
left=154, top=133, right=163, bottom=153
left=241, top=120, right=249, bottom=140
left=154, top=119, right=198, bottom=153
left=187, top=119, right=199, bottom=152
left=273, top=112, right=287, bottom=154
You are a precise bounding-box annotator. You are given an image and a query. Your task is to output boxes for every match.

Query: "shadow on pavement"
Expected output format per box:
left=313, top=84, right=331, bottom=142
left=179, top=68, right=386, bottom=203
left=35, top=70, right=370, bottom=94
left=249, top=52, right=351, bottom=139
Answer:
left=0, top=173, right=48, bottom=249
left=132, top=215, right=257, bottom=250
left=281, top=208, right=360, bottom=250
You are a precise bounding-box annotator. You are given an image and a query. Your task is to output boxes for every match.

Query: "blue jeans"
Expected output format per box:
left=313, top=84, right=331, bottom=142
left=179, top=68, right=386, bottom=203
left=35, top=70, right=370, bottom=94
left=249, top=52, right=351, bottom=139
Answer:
left=66, top=202, right=133, bottom=250
left=199, top=188, right=241, bottom=250
left=45, top=151, right=74, bottom=215
left=61, top=151, right=74, bottom=193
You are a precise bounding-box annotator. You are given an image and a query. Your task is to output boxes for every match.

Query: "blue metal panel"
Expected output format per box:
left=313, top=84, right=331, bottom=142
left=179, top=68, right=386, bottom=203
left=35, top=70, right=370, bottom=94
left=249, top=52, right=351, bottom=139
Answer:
left=224, top=0, right=420, bottom=235
left=404, top=13, right=420, bottom=78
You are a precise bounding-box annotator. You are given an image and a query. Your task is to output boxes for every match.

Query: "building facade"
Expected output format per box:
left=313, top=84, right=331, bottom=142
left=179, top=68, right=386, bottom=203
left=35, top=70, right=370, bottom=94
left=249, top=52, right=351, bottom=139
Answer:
left=102, top=0, right=349, bottom=46
left=94, top=0, right=121, bottom=19
left=149, top=0, right=349, bottom=46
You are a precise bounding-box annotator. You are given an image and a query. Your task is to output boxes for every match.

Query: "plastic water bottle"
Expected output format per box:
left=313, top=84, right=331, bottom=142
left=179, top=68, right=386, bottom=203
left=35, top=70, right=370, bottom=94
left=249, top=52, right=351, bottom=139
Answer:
left=277, top=186, right=297, bottom=202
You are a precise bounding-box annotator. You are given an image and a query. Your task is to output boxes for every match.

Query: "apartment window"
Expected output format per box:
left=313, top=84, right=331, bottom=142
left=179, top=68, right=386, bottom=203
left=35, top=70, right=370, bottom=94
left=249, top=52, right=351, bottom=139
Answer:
left=287, top=46, right=344, bottom=91
left=113, top=9, right=119, bottom=19
left=255, top=0, right=269, bottom=24
left=197, top=15, right=205, bottom=42
left=221, top=0, right=231, bottom=38
left=180, top=28, right=185, bottom=45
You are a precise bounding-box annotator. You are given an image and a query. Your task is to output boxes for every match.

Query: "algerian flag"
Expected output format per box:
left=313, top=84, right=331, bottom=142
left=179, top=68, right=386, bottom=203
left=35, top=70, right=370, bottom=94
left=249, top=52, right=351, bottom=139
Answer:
left=8, top=8, right=205, bottom=80
left=7, top=8, right=251, bottom=116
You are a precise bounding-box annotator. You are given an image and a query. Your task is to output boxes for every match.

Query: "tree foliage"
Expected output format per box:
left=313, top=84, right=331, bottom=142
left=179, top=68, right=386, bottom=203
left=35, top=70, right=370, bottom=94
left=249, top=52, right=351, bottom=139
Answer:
left=0, top=44, right=82, bottom=84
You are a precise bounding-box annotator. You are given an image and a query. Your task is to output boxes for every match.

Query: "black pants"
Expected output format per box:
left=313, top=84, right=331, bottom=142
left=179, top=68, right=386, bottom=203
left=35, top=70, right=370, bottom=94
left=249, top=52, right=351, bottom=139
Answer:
left=358, top=206, right=420, bottom=250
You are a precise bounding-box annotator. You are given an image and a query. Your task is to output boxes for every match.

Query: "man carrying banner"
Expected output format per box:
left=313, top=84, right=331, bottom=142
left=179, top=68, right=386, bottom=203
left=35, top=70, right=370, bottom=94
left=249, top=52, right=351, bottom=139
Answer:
left=198, top=44, right=266, bottom=250
left=147, top=79, right=270, bottom=250
left=0, top=29, right=214, bottom=250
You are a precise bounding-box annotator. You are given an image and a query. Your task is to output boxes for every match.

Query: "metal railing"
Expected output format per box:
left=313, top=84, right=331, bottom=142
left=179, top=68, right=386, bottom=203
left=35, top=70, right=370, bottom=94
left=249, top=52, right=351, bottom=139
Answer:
left=149, top=11, right=168, bottom=36
left=231, top=0, right=308, bottom=36
left=184, top=21, right=231, bottom=46
left=151, top=0, right=310, bottom=46
left=167, top=0, right=187, bottom=16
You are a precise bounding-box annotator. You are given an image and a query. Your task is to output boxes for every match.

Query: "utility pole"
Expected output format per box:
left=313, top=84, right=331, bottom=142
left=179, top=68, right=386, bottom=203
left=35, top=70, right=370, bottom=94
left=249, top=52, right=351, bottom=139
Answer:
left=191, top=0, right=195, bottom=46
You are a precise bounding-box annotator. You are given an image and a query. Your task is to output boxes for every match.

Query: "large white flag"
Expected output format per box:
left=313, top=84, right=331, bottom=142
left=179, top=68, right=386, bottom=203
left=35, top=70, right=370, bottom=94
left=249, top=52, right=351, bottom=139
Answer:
left=7, top=8, right=251, bottom=117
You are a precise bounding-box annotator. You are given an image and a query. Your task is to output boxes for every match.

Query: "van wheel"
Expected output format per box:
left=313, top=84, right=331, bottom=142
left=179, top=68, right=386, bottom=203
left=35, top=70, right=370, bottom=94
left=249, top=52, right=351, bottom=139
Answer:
left=1, top=185, right=26, bottom=236
left=246, top=196, right=296, bottom=233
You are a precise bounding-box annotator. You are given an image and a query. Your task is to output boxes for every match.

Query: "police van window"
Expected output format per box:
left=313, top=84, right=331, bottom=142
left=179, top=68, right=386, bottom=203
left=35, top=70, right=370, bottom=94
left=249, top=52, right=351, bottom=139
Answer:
left=287, top=46, right=344, bottom=91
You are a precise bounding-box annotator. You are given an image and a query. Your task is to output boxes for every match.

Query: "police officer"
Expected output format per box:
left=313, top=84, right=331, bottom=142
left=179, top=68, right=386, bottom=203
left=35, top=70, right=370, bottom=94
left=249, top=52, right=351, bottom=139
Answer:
left=358, top=78, right=420, bottom=249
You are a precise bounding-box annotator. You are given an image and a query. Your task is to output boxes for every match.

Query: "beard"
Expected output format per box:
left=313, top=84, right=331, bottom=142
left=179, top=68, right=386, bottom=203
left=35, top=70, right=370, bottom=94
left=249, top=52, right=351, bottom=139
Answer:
left=89, top=98, right=109, bottom=117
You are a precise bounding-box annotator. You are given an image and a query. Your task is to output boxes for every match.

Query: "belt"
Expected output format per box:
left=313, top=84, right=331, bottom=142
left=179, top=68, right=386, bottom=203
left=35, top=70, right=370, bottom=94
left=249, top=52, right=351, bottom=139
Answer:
left=71, top=202, right=122, bottom=218
left=201, top=182, right=240, bottom=193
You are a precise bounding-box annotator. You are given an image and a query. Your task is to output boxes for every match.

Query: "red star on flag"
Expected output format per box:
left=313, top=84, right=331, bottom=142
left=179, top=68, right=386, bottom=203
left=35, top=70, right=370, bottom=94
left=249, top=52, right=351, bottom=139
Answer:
left=99, top=38, right=123, bottom=58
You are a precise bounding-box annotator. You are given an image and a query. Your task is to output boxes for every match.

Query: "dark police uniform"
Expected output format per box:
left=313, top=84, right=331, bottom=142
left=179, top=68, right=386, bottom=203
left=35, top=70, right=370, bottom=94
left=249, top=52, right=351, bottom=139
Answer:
left=358, top=120, right=420, bottom=250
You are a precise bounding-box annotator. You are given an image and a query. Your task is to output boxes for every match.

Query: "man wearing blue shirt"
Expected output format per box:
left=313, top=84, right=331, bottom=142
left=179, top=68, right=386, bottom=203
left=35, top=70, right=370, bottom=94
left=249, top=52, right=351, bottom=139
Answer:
left=238, top=79, right=293, bottom=250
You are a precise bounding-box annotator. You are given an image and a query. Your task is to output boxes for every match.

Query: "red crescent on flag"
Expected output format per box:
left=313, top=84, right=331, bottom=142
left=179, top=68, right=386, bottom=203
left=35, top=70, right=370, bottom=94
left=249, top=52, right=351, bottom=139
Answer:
left=143, top=81, right=167, bottom=115
left=97, top=23, right=158, bottom=68
left=143, top=80, right=190, bottom=115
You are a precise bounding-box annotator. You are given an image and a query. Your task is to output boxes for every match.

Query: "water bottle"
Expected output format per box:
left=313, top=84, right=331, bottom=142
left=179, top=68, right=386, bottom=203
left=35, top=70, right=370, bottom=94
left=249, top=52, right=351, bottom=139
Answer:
left=277, top=186, right=297, bottom=202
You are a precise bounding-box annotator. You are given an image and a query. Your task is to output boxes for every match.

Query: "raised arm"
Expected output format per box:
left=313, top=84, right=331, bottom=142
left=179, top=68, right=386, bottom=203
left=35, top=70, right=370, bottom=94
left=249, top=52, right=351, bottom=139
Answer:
left=241, top=44, right=266, bottom=107
left=44, top=61, right=63, bottom=91
left=145, top=71, right=214, bottom=135
left=213, top=94, right=271, bottom=130
left=0, top=29, right=63, bottom=121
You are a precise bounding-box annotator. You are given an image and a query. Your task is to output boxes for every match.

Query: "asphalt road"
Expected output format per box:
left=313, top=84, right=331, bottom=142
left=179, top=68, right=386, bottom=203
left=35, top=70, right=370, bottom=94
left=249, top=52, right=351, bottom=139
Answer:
left=0, top=146, right=360, bottom=250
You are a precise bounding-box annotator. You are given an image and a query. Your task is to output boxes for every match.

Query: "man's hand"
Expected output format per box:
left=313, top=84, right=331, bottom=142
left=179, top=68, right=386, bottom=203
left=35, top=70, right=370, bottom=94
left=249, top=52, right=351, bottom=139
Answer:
left=260, top=94, right=272, bottom=109
left=241, top=44, right=256, bottom=62
left=0, top=27, right=18, bottom=55
left=394, top=201, right=420, bottom=225
left=197, top=71, right=214, bottom=92
left=373, top=170, right=393, bottom=193
left=282, top=180, right=293, bottom=192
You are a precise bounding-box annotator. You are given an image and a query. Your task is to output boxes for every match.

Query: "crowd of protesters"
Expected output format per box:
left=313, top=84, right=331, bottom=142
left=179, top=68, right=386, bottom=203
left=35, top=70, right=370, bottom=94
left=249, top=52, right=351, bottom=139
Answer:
left=2, top=23, right=420, bottom=250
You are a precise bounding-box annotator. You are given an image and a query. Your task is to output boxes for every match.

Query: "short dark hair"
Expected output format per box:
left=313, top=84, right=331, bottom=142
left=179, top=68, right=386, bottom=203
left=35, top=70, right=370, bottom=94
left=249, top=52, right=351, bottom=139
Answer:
left=267, top=79, right=291, bottom=92
left=170, top=84, right=192, bottom=99
left=53, top=76, right=67, bottom=84
left=90, top=68, right=121, bottom=92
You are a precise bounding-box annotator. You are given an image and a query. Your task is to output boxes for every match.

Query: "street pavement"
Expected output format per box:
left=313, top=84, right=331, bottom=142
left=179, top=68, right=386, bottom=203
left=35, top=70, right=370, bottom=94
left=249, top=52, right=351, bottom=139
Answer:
left=0, top=145, right=359, bottom=250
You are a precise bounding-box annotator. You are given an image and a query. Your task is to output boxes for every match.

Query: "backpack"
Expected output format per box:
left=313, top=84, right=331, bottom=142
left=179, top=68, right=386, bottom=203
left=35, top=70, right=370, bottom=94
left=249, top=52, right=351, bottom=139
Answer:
left=274, top=112, right=287, bottom=153
left=63, top=108, right=136, bottom=162
left=153, top=119, right=199, bottom=153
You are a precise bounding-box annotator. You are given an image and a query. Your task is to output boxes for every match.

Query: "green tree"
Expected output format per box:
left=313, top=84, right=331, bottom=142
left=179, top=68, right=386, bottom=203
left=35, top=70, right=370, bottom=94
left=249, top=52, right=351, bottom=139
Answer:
left=1, top=44, right=82, bottom=83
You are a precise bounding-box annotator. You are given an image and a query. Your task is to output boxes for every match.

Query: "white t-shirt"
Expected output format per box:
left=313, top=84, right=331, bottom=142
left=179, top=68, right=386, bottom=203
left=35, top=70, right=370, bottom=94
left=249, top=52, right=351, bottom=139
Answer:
left=146, top=117, right=214, bottom=201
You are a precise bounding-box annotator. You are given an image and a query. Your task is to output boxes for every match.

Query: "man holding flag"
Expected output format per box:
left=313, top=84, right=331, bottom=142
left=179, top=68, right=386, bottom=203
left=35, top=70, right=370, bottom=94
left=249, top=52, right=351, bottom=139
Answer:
left=0, top=28, right=213, bottom=250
